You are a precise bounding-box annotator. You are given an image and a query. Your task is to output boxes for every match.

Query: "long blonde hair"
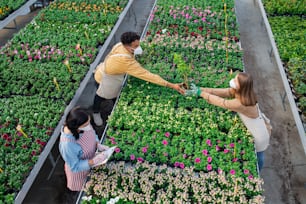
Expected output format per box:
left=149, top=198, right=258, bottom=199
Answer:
left=236, top=73, right=257, bottom=106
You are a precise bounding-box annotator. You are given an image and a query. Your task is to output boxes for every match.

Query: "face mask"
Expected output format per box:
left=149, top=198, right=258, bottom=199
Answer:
left=229, top=79, right=237, bottom=89
left=133, top=46, right=143, bottom=55
left=79, top=124, right=92, bottom=131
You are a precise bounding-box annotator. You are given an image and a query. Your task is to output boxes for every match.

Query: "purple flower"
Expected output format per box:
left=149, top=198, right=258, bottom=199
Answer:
left=206, top=139, right=212, bottom=146
left=137, top=157, right=144, bottom=162
left=202, top=149, right=208, bottom=156
left=244, top=169, right=250, bottom=175
left=164, top=132, right=170, bottom=137
left=207, top=156, right=212, bottom=163
left=174, top=162, right=180, bottom=167
left=179, top=163, right=185, bottom=169
left=230, top=169, right=235, bottom=175
left=142, top=146, right=148, bottom=153
left=207, top=164, right=212, bottom=171
left=195, top=158, right=201, bottom=163
left=130, top=154, right=135, bottom=161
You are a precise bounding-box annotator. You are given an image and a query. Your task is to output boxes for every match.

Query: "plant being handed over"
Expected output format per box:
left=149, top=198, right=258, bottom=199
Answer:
left=173, top=53, right=192, bottom=89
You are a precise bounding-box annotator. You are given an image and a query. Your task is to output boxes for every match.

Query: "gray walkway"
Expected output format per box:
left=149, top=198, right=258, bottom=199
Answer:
left=235, top=0, right=306, bottom=203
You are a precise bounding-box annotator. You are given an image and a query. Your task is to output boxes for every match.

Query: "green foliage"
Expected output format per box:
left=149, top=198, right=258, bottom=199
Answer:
left=173, top=53, right=192, bottom=88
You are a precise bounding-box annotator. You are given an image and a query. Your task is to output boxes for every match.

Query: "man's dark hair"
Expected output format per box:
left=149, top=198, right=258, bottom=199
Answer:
left=120, top=32, right=140, bottom=45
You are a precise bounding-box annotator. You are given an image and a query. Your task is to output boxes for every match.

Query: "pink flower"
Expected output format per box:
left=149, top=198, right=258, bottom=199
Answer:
left=244, top=169, right=250, bottom=175
left=183, top=154, right=187, bottom=159
left=232, top=158, right=238, bottom=162
left=162, top=140, right=168, bottom=146
left=164, top=132, right=170, bottom=137
left=218, top=168, right=223, bottom=174
left=156, top=129, right=160, bottom=132
left=142, top=146, right=148, bottom=153
left=207, top=164, right=212, bottom=171
left=137, top=157, right=144, bottom=162
left=179, top=163, right=185, bottom=169
left=163, top=152, right=168, bottom=157
left=229, top=143, right=235, bottom=148
left=206, top=139, right=212, bottom=146
left=31, top=151, right=36, bottom=156
left=230, top=169, right=235, bottom=175
left=240, top=150, right=245, bottom=155
left=248, top=175, right=253, bottom=180
left=224, top=149, right=229, bottom=153
left=174, top=162, right=180, bottom=167
left=215, top=145, right=220, bottom=151
left=114, top=147, right=120, bottom=153
left=195, top=158, right=201, bottom=163
left=202, top=149, right=208, bottom=156
left=130, top=154, right=135, bottom=160
left=207, top=156, right=212, bottom=163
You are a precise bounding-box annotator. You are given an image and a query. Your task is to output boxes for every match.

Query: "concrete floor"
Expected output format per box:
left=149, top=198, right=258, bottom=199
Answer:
left=1, top=0, right=305, bottom=204
left=235, top=0, right=306, bottom=203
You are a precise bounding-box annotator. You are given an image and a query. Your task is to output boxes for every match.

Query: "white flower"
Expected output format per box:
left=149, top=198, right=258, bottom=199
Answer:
left=106, top=196, right=120, bottom=204
left=82, top=195, right=92, bottom=201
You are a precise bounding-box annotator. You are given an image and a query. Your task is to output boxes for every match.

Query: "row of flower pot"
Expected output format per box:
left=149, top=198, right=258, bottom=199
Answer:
left=0, top=0, right=27, bottom=20
left=81, top=0, right=265, bottom=203
left=262, top=0, right=306, bottom=124
left=0, top=0, right=129, bottom=202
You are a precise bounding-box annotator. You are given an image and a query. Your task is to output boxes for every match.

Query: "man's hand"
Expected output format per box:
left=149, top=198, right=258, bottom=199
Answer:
left=185, top=83, right=201, bottom=96
left=167, top=82, right=185, bottom=95
left=173, top=83, right=185, bottom=95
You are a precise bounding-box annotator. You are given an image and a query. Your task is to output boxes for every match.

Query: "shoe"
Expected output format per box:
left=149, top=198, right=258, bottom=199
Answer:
left=93, top=113, right=103, bottom=126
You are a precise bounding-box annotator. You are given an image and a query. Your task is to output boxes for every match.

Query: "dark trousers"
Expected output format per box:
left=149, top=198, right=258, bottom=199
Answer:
left=93, top=94, right=116, bottom=122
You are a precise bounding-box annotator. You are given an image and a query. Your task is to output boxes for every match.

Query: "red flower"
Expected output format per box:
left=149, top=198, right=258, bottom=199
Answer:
left=2, top=133, right=9, bottom=140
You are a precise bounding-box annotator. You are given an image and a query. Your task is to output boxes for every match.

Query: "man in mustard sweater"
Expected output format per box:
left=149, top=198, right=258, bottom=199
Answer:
left=92, top=31, right=185, bottom=126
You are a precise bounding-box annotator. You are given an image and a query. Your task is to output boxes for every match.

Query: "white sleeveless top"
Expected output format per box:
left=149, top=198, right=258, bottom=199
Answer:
left=238, top=104, right=270, bottom=152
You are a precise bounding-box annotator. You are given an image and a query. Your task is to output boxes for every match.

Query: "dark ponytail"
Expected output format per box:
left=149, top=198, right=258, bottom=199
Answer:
left=64, top=107, right=89, bottom=140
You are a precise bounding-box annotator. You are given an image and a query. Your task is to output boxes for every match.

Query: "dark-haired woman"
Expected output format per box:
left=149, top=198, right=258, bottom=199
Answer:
left=59, top=107, right=109, bottom=195
left=186, top=72, right=270, bottom=171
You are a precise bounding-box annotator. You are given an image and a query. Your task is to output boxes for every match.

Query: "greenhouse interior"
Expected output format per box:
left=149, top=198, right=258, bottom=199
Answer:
left=0, top=0, right=305, bottom=203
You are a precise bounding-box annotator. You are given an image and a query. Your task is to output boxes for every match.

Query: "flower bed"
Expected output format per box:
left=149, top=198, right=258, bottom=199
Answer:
left=82, top=0, right=265, bottom=203
left=0, top=0, right=128, bottom=202
left=0, top=0, right=27, bottom=20
left=262, top=0, right=306, bottom=123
